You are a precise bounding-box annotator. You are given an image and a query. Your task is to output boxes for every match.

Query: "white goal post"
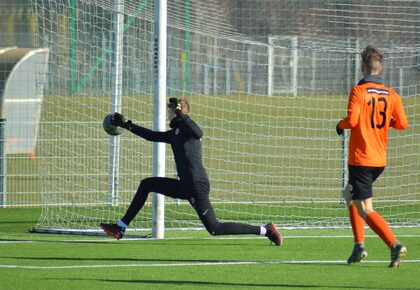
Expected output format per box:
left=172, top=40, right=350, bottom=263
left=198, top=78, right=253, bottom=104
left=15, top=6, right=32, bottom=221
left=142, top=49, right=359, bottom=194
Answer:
left=27, top=0, right=420, bottom=236
left=152, top=0, right=167, bottom=239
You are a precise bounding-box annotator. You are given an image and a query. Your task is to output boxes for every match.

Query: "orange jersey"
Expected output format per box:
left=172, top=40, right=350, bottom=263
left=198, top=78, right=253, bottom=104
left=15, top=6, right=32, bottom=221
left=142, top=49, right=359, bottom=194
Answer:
left=338, top=80, right=408, bottom=167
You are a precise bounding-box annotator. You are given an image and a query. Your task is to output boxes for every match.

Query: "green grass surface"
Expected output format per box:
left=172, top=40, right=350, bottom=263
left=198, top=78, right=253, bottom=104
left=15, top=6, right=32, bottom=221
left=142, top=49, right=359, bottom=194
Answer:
left=1, top=208, right=419, bottom=290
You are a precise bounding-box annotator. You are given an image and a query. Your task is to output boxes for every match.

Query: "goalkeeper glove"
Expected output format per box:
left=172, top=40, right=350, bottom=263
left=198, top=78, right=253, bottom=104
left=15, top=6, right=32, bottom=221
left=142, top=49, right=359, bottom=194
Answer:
left=111, top=112, right=132, bottom=130
left=168, top=98, right=183, bottom=117
left=336, top=122, right=344, bottom=136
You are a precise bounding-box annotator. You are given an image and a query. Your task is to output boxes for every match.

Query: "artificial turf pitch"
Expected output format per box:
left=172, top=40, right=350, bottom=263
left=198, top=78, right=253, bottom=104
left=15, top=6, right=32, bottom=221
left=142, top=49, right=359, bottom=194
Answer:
left=0, top=208, right=419, bottom=290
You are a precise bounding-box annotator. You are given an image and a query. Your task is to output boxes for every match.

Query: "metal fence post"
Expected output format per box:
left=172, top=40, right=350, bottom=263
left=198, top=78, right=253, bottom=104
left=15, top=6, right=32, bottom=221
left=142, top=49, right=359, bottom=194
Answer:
left=0, top=118, right=6, bottom=207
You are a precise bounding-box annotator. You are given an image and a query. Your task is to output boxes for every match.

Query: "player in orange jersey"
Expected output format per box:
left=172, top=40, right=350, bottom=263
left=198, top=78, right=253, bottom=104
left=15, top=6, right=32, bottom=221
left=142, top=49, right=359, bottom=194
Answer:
left=336, top=45, right=408, bottom=268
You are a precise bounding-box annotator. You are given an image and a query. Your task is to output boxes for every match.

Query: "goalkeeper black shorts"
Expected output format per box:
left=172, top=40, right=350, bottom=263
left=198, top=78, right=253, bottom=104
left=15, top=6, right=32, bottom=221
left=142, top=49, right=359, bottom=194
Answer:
left=348, top=165, right=385, bottom=200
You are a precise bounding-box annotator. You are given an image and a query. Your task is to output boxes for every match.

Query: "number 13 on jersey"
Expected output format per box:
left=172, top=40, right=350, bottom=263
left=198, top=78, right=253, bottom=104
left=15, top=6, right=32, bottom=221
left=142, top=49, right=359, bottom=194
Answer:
left=367, top=95, right=388, bottom=129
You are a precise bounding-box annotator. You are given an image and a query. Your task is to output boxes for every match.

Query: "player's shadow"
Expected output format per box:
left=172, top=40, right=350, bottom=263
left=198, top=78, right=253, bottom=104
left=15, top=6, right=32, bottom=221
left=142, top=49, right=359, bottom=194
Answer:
left=47, top=278, right=419, bottom=289
left=102, top=279, right=419, bottom=289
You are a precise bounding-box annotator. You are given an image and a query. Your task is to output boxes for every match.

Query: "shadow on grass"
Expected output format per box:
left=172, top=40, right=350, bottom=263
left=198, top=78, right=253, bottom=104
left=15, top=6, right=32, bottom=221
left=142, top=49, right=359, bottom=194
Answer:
left=46, top=277, right=419, bottom=289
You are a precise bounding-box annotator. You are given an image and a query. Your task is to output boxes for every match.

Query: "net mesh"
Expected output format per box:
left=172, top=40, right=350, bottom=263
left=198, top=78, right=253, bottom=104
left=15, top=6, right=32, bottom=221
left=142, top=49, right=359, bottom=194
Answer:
left=30, top=0, right=420, bottom=232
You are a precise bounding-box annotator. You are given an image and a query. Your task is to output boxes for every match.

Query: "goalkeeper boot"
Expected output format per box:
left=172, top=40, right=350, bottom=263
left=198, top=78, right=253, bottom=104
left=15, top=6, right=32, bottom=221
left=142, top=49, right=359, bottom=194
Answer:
left=347, top=243, right=368, bottom=264
left=100, top=223, right=125, bottom=240
left=388, top=242, right=407, bottom=268
left=265, top=223, right=283, bottom=246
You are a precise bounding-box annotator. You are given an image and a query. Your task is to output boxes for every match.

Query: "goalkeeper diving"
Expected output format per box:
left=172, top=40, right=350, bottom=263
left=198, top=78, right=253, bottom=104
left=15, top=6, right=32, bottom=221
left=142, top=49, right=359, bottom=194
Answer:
left=100, top=97, right=283, bottom=245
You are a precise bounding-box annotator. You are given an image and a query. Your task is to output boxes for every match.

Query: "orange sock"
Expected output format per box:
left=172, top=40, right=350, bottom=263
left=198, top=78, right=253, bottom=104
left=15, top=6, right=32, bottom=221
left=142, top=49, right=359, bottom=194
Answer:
left=348, top=204, right=364, bottom=243
left=365, top=211, right=397, bottom=247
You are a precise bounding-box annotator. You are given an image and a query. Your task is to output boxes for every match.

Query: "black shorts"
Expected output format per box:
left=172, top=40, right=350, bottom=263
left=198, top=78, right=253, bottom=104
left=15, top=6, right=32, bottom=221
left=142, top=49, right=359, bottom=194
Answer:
left=348, top=165, right=385, bottom=200
left=141, top=177, right=211, bottom=216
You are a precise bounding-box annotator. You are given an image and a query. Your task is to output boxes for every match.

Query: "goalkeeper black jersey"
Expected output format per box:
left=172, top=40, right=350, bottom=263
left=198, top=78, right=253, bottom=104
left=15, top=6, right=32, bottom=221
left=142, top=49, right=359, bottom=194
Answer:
left=129, top=115, right=210, bottom=187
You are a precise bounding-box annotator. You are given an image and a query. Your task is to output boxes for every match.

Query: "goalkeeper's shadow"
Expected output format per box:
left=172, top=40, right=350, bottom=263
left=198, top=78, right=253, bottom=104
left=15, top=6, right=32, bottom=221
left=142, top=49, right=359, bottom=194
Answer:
left=45, top=277, right=405, bottom=289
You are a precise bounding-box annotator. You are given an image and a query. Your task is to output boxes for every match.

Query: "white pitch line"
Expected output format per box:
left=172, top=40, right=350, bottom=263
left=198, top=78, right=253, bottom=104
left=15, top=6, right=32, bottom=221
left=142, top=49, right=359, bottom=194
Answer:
left=1, top=260, right=420, bottom=269
left=211, top=234, right=420, bottom=239
left=0, top=237, right=183, bottom=244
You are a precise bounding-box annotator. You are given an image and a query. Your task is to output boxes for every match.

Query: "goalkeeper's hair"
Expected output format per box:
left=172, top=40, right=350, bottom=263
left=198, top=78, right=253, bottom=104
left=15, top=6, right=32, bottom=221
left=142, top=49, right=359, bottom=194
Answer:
left=361, top=45, right=384, bottom=74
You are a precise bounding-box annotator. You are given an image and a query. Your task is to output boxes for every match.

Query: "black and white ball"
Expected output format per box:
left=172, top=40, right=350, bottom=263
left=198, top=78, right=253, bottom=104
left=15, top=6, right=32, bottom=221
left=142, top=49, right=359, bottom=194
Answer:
left=103, top=113, right=123, bottom=136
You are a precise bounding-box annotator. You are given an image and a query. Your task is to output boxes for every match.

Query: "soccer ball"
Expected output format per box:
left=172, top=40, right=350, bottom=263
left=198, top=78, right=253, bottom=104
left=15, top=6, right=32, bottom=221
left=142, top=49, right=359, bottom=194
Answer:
left=103, top=113, right=123, bottom=136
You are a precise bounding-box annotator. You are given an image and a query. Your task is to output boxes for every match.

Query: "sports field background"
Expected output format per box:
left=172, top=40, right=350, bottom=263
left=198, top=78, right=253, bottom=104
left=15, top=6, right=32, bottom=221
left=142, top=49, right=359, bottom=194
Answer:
left=5, top=1, right=419, bottom=231
left=8, top=93, right=420, bottom=231
left=10, top=93, right=420, bottom=198
left=0, top=207, right=419, bottom=290
left=2, top=1, right=419, bottom=288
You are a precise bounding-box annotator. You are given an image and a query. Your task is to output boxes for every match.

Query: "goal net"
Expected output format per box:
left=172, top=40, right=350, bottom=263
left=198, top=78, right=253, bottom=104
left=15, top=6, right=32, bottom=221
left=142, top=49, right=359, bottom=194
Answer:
left=31, top=0, right=420, bottom=234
